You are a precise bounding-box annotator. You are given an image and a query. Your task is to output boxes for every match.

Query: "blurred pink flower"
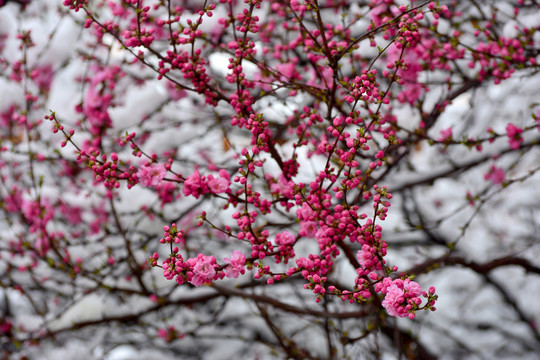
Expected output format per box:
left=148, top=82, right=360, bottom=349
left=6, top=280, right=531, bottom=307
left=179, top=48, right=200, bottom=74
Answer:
left=223, top=250, right=246, bottom=278
left=137, top=163, right=167, bottom=187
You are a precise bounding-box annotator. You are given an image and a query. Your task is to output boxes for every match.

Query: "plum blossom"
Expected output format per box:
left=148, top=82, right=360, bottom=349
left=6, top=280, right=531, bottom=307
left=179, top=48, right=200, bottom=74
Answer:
left=387, top=43, right=424, bottom=105
left=380, top=278, right=423, bottom=319
left=182, top=170, right=209, bottom=199
left=208, top=175, right=230, bottom=194
left=275, top=231, right=295, bottom=246
left=166, top=80, right=187, bottom=100
left=82, top=66, right=122, bottom=135
left=299, top=221, right=317, bottom=238
left=270, top=174, right=293, bottom=198
left=182, top=169, right=230, bottom=198
left=189, top=254, right=217, bottom=286
left=3, top=186, right=23, bottom=213
left=274, top=231, right=296, bottom=264
left=506, top=123, right=523, bottom=149
left=22, top=198, right=54, bottom=234
left=356, top=244, right=381, bottom=271
left=223, top=250, right=246, bottom=278
left=296, top=202, right=315, bottom=221
left=137, top=163, right=167, bottom=187
left=275, top=62, right=301, bottom=81
left=157, top=326, right=183, bottom=342
left=438, top=127, right=453, bottom=142
left=155, top=181, right=177, bottom=206
left=30, top=64, right=54, bottom=94
left=484, top=165, right=505, bottom=185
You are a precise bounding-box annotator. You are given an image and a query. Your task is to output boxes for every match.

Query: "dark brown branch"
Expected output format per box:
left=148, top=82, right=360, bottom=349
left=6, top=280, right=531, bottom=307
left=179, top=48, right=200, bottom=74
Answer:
left=407, top=254, right=540, bottom=276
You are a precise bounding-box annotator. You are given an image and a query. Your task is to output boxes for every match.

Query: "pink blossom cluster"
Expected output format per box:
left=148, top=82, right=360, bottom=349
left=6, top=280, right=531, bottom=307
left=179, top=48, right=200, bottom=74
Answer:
left=21, top=198, right=54, bottom=256
left=438, top=128, right=453, bottom=142
left=157, top=326, right=184, bottom=343
left=385, top=44, right=424, bottom=105
left=62, top=0, right=87, bottom=12
left=159, top=251, right=215, bottom=286
left=188, top=254, right=218, bottom=287
left=70, top=146, right=138, bottom=193
left=155, top=181, right=178, bottom=207
left=469, top=36, right=533, bottom=84
left=223, top=250, right=246, bottom=278
left=506, top=123, right=524, bottom=150
left=356, top=244, right=384, bottom=273
left=79, top=65, right=124, bottom=138
left=30, top=64, right=54, bottom=94
left=376, top=278, right=436, bottom=319
left=137, top=162, right=167, bottom=187
left=273, top=231, right=296, bottom=264
left=269, top=174, right=294, bottom=199
left=159, top=223, right=185, bottom=246
left=182, top=169, right=231, bottom=199
left=345, top=69, right=385, bottom=105
left=484, top=165, right=506, bottom=185
left=154, top=247, right=246, bottom=287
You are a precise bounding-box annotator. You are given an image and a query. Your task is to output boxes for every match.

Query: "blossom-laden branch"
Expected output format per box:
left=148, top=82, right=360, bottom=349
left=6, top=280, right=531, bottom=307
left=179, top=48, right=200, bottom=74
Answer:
left=1, top=0, right=540, bottom=359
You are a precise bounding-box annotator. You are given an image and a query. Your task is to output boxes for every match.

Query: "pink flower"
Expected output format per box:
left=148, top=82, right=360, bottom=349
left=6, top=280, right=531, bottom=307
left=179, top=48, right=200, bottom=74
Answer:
left=484, top=165, right=505, bottom=185
left=155, top=181, right=177, bottom=206
left=0, top=104, right=19, bottom=128
left=157, top=328, right=168, bottom=340
left=30, top=64, right=54, bottom=93
left=223, top=250, right=246, bottom=278
left=270, top=174, right=293, bottom=198
left=166, top=80, right=187, bottom=101
left=22, top=198, right=54, bottom=234
left=81, top=65, right=123, bottom=135
left=157, top=326, right=183, bottom=342
left=438, top=127, right=453, bottom=142
left=387, top=43, right=425, bottom=105
left=189, top=254, right=217, bottom=286
left=90, top=202, right=109, bottom=235
left=275, top=231, right=295, bottom=246
left=59, top=202, right=82, bottom=224
left=506, top=123, right=523, bottom=150
left=83, top=85, right=113, bottom=132
left=275, top=62, right=300, bottom=81
left=381, top=278, right=423, bottom=318
left=299, top=221, right=317, bottom=238
left=306, top=67, right=334, bottom=89
left=356, top=244, right=380, bottom=270
left=208, top=175, right=230, bottom=194
left=183, top=170, right=201, bottom=190
left=137, top=163, right=167, bottom=187
left=3, top=186, right=23, bottom=213
left=182, top=170, right=210, bottom=199
left=296, top=203, right=315, bottom=221
left=35, top=235, right=50, bottom=257
left=403, top=279, right=423, bottom=297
